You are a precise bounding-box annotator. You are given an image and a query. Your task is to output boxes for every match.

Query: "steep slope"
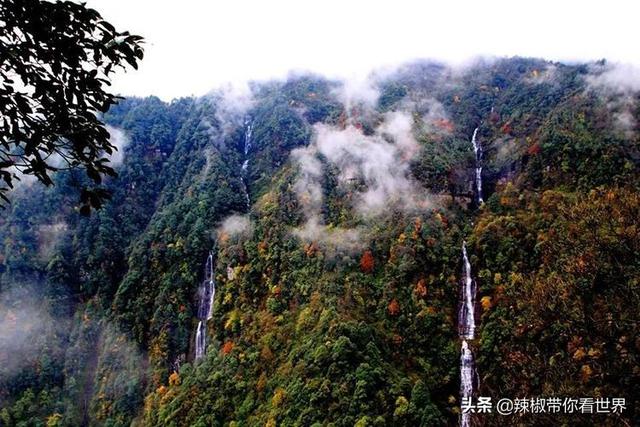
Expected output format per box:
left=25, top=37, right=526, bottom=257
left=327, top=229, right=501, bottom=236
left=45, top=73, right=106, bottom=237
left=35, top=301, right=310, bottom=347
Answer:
left=0, top=58, right=638, bottom=426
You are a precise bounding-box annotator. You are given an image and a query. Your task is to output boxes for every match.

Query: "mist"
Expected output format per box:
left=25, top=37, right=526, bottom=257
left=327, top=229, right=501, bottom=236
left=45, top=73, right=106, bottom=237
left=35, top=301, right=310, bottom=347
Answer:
left=0, top=282, right=70, bottom=381
left=291, top=78, right=431, bottom=251
left=106, top=125, right=130, bottom=166
left=586, top=62, right=640, bottom=136
left=218, top=214, right=253, bottom=240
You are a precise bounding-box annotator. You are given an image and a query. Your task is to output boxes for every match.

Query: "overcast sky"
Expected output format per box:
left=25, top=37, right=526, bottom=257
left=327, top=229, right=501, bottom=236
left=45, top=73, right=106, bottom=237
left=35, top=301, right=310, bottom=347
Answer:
left=86, top=0, right=640, bottom=100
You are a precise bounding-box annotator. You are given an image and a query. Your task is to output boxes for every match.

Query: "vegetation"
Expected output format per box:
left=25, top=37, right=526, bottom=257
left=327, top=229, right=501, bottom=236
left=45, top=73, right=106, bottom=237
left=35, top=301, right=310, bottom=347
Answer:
left=0, top=58, right=638, bottom=426
left=0, top=0, right=143, bottom=211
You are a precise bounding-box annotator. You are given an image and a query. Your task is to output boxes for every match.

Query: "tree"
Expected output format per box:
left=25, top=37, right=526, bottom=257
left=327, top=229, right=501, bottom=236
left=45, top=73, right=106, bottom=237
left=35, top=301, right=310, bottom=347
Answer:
left=359, top=249, right=374, bottom=273
left=0, top=0, right=144, bottom=213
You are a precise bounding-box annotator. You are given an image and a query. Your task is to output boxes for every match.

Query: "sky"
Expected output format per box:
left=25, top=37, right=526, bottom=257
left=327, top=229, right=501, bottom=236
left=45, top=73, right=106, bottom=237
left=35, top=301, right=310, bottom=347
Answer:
left=85, top=0, right=640, bottom=100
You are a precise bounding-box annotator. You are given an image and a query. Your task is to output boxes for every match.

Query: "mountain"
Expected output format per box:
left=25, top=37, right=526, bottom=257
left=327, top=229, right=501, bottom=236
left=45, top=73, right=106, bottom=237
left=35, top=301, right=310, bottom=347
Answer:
left=0, top=57, right=638, bottom=426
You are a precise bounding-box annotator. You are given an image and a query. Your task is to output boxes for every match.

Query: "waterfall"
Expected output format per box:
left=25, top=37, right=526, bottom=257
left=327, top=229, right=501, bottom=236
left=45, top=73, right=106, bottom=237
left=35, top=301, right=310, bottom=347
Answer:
left=459, top=242, right=476, bottom=339
left=194, top=252, right=216, bottom=360
left=240, top=118, right=253, bottom=209
left=243, top=118, right=253, bottom=156
left=460, top=340, right=474, bottom=427
left=458, top=242, right=477, bottom=427
left=195, top=321, right=206, bottom=360
left=471, top=127, right=483, bottom=204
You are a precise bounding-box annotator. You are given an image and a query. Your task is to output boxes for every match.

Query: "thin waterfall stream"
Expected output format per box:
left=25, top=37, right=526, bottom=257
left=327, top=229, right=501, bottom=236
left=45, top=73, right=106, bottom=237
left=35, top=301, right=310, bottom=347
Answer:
left=240, top=118, right=253, bottom=209
left=457, top=126, right=483, bottom=426
left=471, top=127, right=483, bottom=204
left=194, top=252, right=215, bottom=360
left=459, top=242, right=478, bottom=427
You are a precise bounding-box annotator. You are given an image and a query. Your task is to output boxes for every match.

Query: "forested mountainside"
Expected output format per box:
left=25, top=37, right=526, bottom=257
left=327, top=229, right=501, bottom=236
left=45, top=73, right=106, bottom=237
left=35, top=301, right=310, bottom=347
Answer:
left=0, top=57, right=638, bottom=426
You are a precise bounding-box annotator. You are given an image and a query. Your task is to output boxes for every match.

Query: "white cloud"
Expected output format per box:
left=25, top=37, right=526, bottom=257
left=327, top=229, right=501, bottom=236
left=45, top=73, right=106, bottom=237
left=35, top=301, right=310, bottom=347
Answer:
left=332, top=75, right=380, bottom=112
left=86, top=0, right=640, bottom=101
left=218, top=214, right=253, bottom=238
left=210, top=82, right=255, bottom=131
left=587, top=63, right=640, bottom=93
left=291, top=106, right=430, bottom=250
left=586, top=63, right=640, bottom=137
left=106, top=125, right=129, bottom=166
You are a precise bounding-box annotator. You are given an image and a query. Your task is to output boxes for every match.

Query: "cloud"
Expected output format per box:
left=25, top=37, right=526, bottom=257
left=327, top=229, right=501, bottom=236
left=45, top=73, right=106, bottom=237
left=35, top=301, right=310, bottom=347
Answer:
left=0, top=283, right=69, bottom=378
left=106, top=125, right=130, bottom=166
left=218, top=214, right=253, bottom=241
left=333, top=75, right=380, bottom=112
left=211, top=82, right=255, bottom=133
left=614, top=109, right=636, bottom=134
left=293, top=217, right=363, bottom=253
left=37, top=221, right=68, bottom=260
left=314, top=111, right=424, bottom=216
left=416, top=98, right=453, bottom=136
left=525, top=63, right=559, bottom=85
left=586, top=63, right=639, bottom=137
left=291, top=108, right=430, bottom=251
left=196, top=82, right=255, bottom=151
left=586, top=62, right=640, bottom=93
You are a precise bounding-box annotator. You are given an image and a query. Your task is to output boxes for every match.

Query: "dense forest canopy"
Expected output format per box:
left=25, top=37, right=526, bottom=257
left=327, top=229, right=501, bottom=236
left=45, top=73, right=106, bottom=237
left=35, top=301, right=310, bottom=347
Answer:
left=0, top=57, right=638, bottom=426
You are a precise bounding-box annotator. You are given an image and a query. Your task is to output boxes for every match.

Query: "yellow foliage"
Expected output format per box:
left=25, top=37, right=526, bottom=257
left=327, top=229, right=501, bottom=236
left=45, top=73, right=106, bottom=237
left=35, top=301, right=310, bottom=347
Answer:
left=225, top=309, right=241, bottom=330
left=493, top=272, right=502, bottom=285
left=296, top=307, right=313, bottom=332
left=271, top=388, right=286, bottom=407
left=46, top=413, right=63, bottom=427
left=587, top=348, right=601, bottom=358
left=480, top=296, right=492, bottom=311
left=168, top=371, right=180, bottom=386
left=581, top=364, right=593, bottom=382
left=224, top=292, right=233, bottom=304
left=573, top=348, right=586, bottom=361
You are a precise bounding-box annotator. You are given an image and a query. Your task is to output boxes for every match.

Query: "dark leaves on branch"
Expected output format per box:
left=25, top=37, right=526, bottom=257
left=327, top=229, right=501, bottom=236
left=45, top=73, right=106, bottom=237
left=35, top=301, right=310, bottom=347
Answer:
left=0, top=0, right=144, bottom=212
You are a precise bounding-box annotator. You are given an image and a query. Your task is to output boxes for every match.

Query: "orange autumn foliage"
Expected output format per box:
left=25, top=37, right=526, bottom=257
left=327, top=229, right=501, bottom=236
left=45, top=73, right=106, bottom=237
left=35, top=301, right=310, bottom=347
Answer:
left=304, top=242, right=319, bottom=257
left=360, top=250, right=375, bottom=273
left=388, top=299, right=400, bottom=316
left=414, top=279, right=427, bottom=297
left=257, top=241, right=268, bottom=256
left=222, top=341, right=234, bottom=355
left=527, top=142, right=541, bottom=156
left=413, top=217, right=422, bottom=239
left=434, top=118, right=454, bottom=132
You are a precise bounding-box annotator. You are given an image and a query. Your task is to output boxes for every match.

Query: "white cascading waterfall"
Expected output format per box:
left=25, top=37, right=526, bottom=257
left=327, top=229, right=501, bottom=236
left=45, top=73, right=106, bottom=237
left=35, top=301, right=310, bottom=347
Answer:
left=459, top=242, right=477, bottom=427
left=194, top=252, right=215, bottom=360
left=460, top=341, right=474, bottom=427
left=459, top=242, right=476, bottom=339
left=240, top=118, right=253, bottom=209
left=470, top=127, right=483, bottom=204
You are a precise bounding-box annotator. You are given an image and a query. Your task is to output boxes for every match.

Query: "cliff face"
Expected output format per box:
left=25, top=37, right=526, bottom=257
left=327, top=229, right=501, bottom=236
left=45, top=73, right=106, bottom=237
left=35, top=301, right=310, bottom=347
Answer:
left=1, top=58, right=638, bottom=426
